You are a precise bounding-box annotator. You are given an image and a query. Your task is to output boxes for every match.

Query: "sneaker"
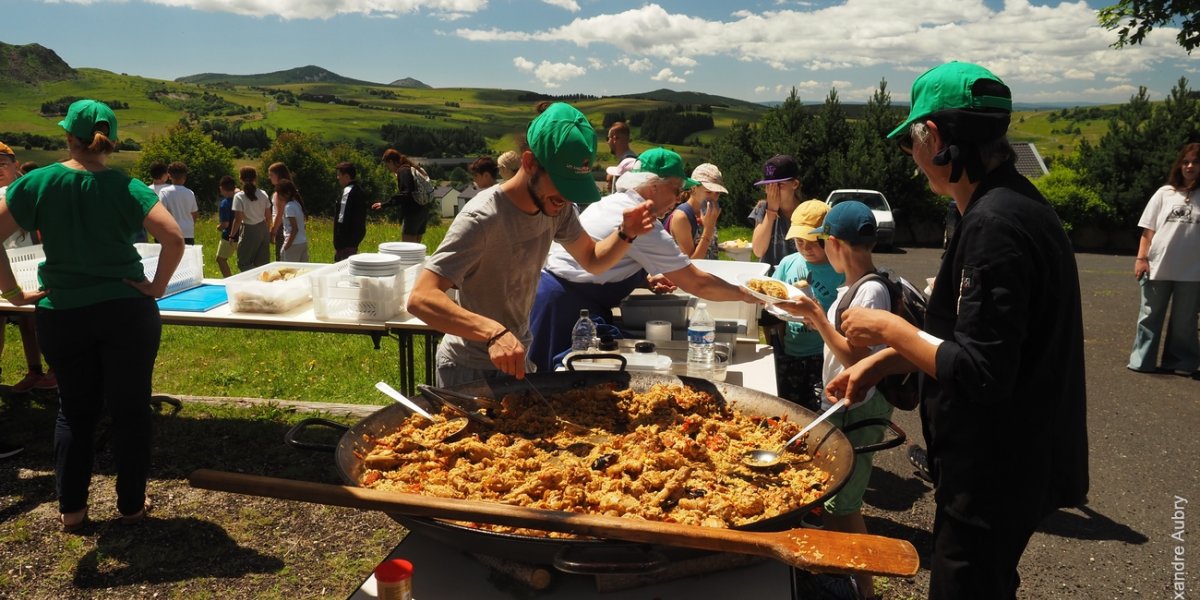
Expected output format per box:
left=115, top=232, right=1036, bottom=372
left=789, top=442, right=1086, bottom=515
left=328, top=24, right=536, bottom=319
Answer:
left=10, top=372, right=43, bottom=394
left=0, top=442, right=24, bottom=459
left=908, top=445, right=933, bottom=483
left=33, top=372, right=57, bottom=390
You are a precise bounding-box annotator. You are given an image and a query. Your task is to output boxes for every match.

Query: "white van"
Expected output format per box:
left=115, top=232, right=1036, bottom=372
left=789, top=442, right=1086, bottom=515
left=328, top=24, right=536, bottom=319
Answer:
left=825, top=189, right=896, bottom=248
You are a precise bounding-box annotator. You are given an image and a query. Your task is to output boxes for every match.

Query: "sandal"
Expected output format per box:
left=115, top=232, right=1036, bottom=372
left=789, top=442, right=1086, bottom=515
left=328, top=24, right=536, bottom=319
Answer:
left=119, top=497, right=153, bottom=525
left=60, top=508, right=89, bottom=533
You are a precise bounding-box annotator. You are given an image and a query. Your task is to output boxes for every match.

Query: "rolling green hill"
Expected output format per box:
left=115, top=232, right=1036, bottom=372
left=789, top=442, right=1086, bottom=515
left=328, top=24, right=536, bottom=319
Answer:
left=176, top=65, right=383, bottom=87
left=0, top=41, right=75, bottom=84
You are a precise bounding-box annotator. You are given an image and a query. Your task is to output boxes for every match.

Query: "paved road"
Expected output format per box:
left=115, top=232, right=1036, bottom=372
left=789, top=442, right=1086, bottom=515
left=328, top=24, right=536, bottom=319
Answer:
left=853, top=247, right=1198, bottom=599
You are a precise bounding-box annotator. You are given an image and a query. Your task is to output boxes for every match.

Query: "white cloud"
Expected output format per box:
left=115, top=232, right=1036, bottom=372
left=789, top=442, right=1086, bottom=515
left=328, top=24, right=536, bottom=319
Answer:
left=455, top=1, right=1192, bottom=101
left=651, top=68, right=685, bottom=84
left=669, top=56, right=698, bottom=68
left=541, top=0, right=580, bottom=11
left=617, top=57, right=654, bottom=73
left=755, top=85, right=769, bottom=94
left=513, top=56, right=586, bottom=89
left=122, top=0, right=489, bottom=20
left=587, top=57, right=607, bottom=70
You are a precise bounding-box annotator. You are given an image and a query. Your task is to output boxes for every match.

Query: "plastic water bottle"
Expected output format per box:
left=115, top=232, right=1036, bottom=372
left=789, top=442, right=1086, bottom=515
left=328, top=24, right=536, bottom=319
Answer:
left=687, top=302, right=716, bottom=375
left=571, top=309, right=596, bottom=352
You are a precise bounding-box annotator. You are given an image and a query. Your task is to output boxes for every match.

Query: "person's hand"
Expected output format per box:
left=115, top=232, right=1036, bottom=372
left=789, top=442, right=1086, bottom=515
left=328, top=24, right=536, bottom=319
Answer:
left=825, top=359, right=884, bottom=407
left=840, top=307, right=908, bottom=347
left=765, top=183, right=782, bottom=212
left=775, top=293, right=822, bottom=322
left=124, top=278, right=167, bottom=298
left=647, top=274, right=677, bottom=294
left=488, top=330, right=527, bottom=379
left=371, top=202, right=383, bottom=211
left=5, top=289, right=47, bottom=306
left=621, top=200, right=656, bottom=238
left=1134, top=258, right=1149, bottom=280
left=701, top=199, right=721, bottom=229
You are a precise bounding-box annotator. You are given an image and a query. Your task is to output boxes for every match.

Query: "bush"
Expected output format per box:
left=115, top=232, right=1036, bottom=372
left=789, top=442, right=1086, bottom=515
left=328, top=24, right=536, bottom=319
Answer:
left=1034, top=165, right=1115, bottom=232
left=135, top=126, right=235, bottom=209
left=257, top=132, right=337, bottom=216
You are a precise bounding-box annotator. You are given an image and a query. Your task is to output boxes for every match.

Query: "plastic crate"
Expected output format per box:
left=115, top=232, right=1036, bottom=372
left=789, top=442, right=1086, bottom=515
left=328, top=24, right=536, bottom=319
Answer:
left=8, top=244, right=45, bottom=292
left=311, top=261, right=420, bottom=323
left=224, top=262, right=319, bottom=313
left=139, top=244, right=204, bottom=297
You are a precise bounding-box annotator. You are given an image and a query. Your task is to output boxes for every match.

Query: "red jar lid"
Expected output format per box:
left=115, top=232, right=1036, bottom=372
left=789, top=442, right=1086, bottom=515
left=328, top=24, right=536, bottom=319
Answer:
left=375, top=558, right=413, bottom=583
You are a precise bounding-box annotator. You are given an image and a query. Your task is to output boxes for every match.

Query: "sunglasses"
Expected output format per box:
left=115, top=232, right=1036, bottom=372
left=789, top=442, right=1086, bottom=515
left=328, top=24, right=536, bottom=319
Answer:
left=896, top=134, right=914, bottom=155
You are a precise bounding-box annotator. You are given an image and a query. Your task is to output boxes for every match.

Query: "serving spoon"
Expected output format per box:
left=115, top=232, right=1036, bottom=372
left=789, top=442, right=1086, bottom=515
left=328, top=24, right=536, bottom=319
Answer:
left=744, top=398, right=849, bottom=469
left=375, top=381, right=434, bottom=421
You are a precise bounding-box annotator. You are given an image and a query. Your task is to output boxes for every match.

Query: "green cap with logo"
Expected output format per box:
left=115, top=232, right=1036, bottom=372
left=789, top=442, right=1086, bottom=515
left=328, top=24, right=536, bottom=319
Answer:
left=887, top=61, right=1011, bottom=139
left=58, top=99, right=119, bottom=142
left=527, top=103, right=600, bottom=205
left=634, top=147, right=700, bottom=189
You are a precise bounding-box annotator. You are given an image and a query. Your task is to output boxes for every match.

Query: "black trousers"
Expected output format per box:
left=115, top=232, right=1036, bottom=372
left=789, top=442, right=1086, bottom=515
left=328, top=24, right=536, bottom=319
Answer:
left=37, top=296, right=162, bottom=516
left=929, top=504, right=1044, bottom=600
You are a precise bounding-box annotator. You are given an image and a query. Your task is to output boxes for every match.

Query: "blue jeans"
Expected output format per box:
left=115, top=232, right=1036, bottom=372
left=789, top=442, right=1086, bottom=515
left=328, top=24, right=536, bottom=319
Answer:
left=1128, top=279, right=1200, bottom=372
left=37, top=296, right=162, bottom=515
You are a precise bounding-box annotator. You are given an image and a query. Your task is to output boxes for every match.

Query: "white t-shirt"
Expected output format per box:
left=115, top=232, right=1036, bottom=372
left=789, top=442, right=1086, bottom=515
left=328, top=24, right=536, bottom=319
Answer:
left=157, top=183, right=198, bottom=237
left=1138, top=185, right=1200, bottom=281
left=232, top=188, right=270, bottom=225
left=283, top=200, right=306, bottom=245
left=821, top=278, right=891, bottom=411
left=0, top=186, right=34, bottom=249
left=545, top=189, right=690, bottom=283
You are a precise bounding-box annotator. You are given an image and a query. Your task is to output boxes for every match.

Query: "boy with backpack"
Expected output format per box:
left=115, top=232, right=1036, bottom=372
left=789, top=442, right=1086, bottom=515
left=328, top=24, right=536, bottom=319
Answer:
left=777, top=200, right=893, bottom=600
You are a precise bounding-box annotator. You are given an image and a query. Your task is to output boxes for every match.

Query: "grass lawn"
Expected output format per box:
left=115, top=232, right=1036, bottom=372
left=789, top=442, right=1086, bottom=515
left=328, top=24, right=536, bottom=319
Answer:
left=1, top=211, right=751, bottom=404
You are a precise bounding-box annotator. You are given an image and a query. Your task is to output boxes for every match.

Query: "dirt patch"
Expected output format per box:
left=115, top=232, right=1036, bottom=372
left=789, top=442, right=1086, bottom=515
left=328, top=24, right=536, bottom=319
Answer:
left=1, top=394, right=402, bottom=599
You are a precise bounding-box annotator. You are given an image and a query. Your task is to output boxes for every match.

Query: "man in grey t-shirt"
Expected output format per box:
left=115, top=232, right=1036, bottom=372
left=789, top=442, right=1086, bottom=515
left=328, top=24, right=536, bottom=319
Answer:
left=407, top=103, right=655, bottom=386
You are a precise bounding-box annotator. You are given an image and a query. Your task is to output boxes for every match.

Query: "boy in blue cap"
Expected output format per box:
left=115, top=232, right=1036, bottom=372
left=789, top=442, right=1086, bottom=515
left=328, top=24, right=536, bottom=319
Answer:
left=777, top=199, right=892, bottom=600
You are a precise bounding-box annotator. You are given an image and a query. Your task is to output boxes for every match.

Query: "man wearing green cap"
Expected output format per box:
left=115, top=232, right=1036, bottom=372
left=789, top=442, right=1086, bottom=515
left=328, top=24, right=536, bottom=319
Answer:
left=527, top=147, right=756, bottom=372
left=826, top=62, right=1088, bottom=599
left=408, top=103, right=656, bottom=386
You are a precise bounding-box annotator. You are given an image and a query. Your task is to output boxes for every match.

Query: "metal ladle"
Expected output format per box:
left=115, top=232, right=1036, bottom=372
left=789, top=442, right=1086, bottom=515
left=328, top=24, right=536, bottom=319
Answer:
left=744, top=398, right=849, bottom=469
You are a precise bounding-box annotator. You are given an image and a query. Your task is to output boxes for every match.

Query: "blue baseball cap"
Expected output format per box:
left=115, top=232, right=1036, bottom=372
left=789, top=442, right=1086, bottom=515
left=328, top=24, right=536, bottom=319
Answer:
left=810, top=200, right=877, bottom=245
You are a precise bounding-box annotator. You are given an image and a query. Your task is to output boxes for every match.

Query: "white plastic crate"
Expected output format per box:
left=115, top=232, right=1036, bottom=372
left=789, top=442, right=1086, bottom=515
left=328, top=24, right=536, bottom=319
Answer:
left=138, top=244, right=204, bottom=297
left=8, top=244, right=45, bottom=292
left=224, top=262, right=319, bottom=313
left=311, top=261, right=420, bottom=322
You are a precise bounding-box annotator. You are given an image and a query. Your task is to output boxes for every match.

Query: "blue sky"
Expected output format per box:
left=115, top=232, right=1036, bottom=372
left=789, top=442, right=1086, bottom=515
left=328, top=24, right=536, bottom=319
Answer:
left=5, top=0, right=1198, bottom=104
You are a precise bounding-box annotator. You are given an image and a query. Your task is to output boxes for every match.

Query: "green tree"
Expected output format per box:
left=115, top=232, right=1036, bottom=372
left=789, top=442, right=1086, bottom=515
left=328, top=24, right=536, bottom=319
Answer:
left=1099, top=0, right=1200, bottom=53
left=803, top=89, right=852, bottom=199
left=706, top=120, right=761, bottom=226
left=1078, top=81, right=1198, bottom=226
left=135, top=126, right=234, bottom=210
left=257, top=132, right=336, bottom=217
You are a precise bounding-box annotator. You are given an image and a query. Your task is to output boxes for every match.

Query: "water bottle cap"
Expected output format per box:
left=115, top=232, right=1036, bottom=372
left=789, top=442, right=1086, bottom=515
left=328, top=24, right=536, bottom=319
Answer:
left=580, top=309, right=590, bottom=317
left=696, top=302, right=707, bottom=309
left=634, top=341, right=655, bottom=353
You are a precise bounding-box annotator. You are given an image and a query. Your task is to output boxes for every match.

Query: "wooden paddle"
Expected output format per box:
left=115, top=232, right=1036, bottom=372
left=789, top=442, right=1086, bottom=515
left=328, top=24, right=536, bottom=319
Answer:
left=189, top=469, right=919, bottom=577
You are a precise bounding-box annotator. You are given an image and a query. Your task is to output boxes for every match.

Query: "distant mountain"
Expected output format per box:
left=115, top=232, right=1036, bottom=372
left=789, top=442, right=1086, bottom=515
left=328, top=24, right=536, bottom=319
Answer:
left=390, top=77, right=431, bottom=89
left=616, top=88, right=765, bottom=111
left=0, top=41, right=76, bottom=84
left=176, top=65, right=383, bottom=87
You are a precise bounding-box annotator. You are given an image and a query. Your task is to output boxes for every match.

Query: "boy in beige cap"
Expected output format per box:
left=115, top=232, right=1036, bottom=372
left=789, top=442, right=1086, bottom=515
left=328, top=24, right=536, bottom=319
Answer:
left=768, top=199, right=844, bottom=410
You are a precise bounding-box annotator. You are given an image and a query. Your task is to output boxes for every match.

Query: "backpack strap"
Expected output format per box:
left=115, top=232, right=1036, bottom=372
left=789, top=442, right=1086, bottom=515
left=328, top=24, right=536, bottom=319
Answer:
left=833, top=271, right=897, bottom=336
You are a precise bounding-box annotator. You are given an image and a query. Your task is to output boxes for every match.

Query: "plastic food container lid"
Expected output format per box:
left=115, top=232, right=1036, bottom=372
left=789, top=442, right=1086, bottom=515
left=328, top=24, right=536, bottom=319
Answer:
left=375, top=558, right=414, bottom=583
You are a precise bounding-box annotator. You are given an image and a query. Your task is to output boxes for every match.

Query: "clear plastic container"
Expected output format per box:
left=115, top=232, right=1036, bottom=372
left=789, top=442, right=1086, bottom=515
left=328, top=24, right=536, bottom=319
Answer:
left=224, top=262, right=318, bottom=313
left=136, top=243, right=205, bottom=297
left=310, top=260, right=420, bottom=322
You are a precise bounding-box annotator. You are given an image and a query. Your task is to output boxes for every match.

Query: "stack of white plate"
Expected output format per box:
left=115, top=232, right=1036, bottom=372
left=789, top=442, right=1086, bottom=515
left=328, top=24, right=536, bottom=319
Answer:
left=378, top=242, right=426, bottom=266
left=348, top=253, right=402, bottom=277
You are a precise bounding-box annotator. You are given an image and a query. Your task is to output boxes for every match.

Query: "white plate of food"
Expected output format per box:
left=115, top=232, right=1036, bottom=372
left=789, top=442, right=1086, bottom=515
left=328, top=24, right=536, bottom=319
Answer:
left=736, top=274, right=805, bottom=304
left=764, top=303, right=808, bottom=323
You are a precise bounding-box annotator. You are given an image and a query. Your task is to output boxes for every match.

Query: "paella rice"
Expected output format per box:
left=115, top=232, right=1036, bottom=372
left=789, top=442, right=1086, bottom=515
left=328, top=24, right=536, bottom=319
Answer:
left=358, top=383, right=831, bottom=537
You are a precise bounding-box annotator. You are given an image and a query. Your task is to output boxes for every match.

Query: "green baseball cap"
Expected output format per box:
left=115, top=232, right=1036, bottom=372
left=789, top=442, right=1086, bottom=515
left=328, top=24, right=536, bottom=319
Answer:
left=527, top=103, right=600, bottom=205
left=887, top=61, right=1011, bottom=139
left=58, top=99, right=119, bottom=142
left=633, top=147, right=700, bottom=189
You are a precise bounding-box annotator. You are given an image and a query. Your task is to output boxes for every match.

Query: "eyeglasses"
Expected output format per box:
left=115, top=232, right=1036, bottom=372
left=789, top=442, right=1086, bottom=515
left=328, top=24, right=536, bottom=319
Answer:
left=897, top=134, right=914, bottom=155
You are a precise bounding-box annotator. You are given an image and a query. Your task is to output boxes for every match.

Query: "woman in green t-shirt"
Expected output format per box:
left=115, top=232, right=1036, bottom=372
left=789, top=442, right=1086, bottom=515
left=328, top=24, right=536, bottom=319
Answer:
left=0, top=99, right=184, bottom=532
